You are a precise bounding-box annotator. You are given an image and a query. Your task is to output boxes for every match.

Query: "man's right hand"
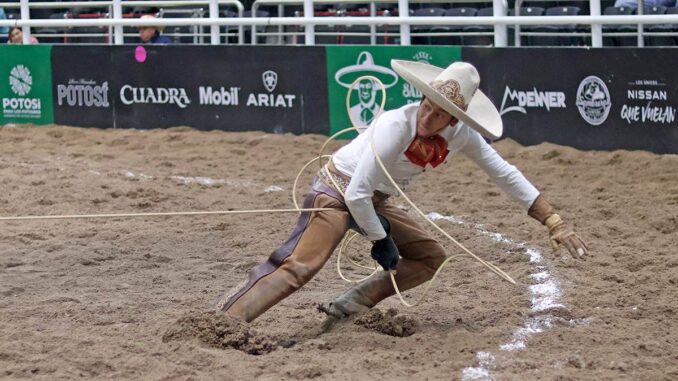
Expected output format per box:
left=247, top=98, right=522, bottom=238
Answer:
left=349, top=213, right=400, bottom=270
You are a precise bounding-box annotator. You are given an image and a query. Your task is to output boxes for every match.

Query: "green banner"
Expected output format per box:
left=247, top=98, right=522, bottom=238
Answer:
left=0, top=45, right=53, bottom=125
left=325, top=46, right=461, bottom=137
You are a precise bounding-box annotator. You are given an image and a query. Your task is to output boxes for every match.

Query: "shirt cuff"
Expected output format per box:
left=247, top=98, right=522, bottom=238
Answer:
left=345, top=197, right=387, bottom=241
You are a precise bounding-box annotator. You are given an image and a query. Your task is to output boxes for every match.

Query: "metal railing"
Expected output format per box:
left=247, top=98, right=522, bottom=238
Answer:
left=0, top=0, right=245, bottom=44
left=250, top=0, right=501, bottom=46
left=2, top=0, right=678, bottom=47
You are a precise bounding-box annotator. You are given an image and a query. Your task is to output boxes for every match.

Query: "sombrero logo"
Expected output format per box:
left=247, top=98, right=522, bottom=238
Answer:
left=335, top=52, right=398, bottom=127
left=246, top=69, right=296, bottom=108
left=576, top=76, right=611, bottom=126
left=3, top=64, right=42, bottom=119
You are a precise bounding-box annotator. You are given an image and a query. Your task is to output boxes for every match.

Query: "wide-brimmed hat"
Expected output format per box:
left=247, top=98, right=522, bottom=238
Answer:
left=391, top=60, right=502, bottom=139
left=140, top=15, right=164, bottom=32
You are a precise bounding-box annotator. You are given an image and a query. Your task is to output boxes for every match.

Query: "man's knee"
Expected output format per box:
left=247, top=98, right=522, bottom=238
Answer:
left=399, top=240, right=447, bottom=274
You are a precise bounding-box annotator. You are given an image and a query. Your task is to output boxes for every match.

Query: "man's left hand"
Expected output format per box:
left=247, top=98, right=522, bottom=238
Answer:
left=546, top=214, right=589, bottom=258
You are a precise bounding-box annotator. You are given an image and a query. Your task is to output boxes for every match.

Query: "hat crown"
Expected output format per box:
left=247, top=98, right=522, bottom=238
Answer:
left=390, top=59, right=502, bottom=139
left=429, top=62, right=479, bottom=111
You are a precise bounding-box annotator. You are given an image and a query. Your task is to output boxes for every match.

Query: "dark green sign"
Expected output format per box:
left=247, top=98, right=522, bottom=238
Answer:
left=0, top=45, right=53, bottom=125
left=325, top=46, right=461, bottom=137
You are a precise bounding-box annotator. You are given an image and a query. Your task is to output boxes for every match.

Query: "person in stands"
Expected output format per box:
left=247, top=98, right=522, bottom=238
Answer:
left=138, top=15, right=172, bottom=44
left=7, top=26, right=39, bottom=44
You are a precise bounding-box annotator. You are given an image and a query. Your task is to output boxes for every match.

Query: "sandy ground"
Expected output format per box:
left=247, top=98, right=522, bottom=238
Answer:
left=0, top=124, right=676, bottom=380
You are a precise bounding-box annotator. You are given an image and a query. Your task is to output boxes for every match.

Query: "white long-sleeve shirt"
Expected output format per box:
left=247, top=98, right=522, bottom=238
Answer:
left=332, top=102, right=540, bottom=241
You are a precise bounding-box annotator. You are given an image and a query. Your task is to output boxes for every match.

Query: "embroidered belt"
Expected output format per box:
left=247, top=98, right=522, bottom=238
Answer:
left=318, top=160, right=390, bottom=205
left=319, top=162, right=350, bottom=196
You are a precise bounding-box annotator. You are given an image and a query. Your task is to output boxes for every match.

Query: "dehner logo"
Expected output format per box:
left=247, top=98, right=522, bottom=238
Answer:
left=576, top=76, right=611, bottom=126
left=3, top=64, right=41, bottom=118
left=119, top=85, right=191, bottom=108
left=246, top=70, right=296, bottom=108
left=57, top=79, right=110, bottom=107
left=199, top=86, right=240, bottom=106
left=500, top=86, right=566, bottom=115
left=262, top=70, right=277, bottom=92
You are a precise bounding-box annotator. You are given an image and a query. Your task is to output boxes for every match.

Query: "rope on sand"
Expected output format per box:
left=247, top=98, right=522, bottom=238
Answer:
left=0, top=208, right=337, bottom=221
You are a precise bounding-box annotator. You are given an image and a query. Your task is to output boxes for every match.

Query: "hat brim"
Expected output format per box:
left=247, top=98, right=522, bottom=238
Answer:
left=391, top=60, right=503, bottom=140
left=335, top=64, right=399, bottom=89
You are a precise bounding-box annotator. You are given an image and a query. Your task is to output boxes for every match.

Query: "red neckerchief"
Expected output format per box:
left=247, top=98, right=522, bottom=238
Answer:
left=404, top=134, right=449, bottom=168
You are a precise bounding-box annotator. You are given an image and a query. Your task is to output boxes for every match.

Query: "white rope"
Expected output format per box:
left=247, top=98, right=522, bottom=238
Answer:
left=0, top=208, right=336, bottom=221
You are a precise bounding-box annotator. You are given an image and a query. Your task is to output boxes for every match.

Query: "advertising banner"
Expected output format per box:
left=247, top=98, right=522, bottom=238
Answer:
left=325, top=46, right=462, bottom=137
left=52, top=46, right=114, bottom=128
left=463, top=48, right=678, bottom=153
left=0, top=45, right=53, bottom=125
left=110, top=45, right=329, bottom=134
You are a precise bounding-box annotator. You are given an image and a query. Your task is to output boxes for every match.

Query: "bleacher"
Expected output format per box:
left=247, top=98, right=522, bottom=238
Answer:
left=2, top=0, right=678, bottom=46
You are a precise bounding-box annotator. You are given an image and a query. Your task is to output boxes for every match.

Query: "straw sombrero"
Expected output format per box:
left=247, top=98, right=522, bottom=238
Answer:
left=391, top=60, right=503, bottom=139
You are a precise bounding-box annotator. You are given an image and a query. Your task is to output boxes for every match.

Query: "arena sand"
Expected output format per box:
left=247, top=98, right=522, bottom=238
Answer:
left=0, top=124, right=675, bottom=380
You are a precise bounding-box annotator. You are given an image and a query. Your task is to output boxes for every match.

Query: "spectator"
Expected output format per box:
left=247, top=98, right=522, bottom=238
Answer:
left=7, top=27, right=39, bottom=44
left=0, top=7, right=8, bottom=43
left=613, top=0, right=674, bottom=8
left=138, top=15, right=172, bottom=44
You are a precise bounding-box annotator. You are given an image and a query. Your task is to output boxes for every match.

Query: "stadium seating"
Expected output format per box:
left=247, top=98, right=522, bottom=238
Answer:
left=241, top=10, right=270, bottom=44
left=602, top=6, right=636, bottom=46
left=221, top=10, right=240, bottom=44
left=463, top=7, right=495, bottom=46
left=530, top=6, right=582, bottom=46
left=340, top=24, right=372, bottom=45
left=376, top=25, right=401, bottom=45
left=314, top=24, right=341, bottom=45
left=649, top=7, right=678, bottom=46
left=429, top=7, right=478, bottom=46
left=6, top=1, right=678, bottom=47
left=411, top=7, right=446, bottom=45
left=507, top=7, right=545, bottom=46
left=644, top=6, right=673, bottom=46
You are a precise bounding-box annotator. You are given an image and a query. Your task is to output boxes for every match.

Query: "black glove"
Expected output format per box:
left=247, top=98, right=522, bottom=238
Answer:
left=372, top=214, right=399, bottom=271
left=348, top=214, right=400, bottom=271
left=371, top=235, right=399, bottom=271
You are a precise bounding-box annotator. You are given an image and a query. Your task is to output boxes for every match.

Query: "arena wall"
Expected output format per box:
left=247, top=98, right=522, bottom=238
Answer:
left=1, top=45, right=676, bottom=153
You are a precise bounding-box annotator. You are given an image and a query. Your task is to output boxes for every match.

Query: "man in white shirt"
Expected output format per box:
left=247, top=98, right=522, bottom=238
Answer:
left=216, top=60, right=588, bottom=323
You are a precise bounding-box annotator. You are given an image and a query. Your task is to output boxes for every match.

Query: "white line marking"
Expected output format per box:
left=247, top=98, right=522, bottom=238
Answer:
left=425, top=212, right=568, bottom=380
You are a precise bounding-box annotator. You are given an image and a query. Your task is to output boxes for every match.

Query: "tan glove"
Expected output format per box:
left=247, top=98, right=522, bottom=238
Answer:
left=528, top=195, right=589, bottom=258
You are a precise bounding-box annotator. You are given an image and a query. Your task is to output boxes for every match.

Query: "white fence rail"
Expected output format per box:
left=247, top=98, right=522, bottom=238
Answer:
left=1, top=0, right=678, bottom=47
